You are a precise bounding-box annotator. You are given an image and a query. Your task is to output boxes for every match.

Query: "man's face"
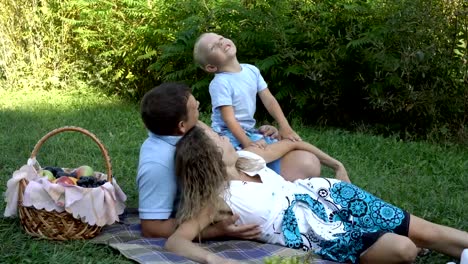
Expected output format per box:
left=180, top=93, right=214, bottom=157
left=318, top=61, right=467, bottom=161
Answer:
left=198, top=33, right=237, bottom=70
left=181, top=94, right=199, bottom=133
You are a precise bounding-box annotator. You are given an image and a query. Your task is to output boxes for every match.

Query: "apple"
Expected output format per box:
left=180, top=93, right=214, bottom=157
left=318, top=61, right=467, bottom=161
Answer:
left=40, top=170, right=55, bottom=181
left=74, top=165, right=94, bottom=178
left=53, top=176, right=78, bottom=185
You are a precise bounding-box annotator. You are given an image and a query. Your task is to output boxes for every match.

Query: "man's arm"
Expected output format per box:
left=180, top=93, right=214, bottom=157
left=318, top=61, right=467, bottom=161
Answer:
left=258, top=88, right=301, bottom=141
left=258, top=125, right=279, bottom=139
left=137, top=160, right=178, bottom=237
left=141, top=219, right=176, bottom=238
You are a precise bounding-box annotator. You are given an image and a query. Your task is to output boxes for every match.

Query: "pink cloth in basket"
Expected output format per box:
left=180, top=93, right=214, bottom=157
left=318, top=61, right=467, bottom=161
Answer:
left=4, top=159, right=127, bottom=227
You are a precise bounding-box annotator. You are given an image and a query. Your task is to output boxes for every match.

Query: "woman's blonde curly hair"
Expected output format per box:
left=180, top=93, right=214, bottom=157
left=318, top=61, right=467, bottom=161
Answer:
left=175, top=126, right=229, bottom=225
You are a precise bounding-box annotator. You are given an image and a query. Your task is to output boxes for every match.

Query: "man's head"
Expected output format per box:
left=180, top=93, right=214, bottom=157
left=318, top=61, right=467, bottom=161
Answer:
left=140, top=82, right=199, bottom=136
left=193, top=32, right=237, bottom=73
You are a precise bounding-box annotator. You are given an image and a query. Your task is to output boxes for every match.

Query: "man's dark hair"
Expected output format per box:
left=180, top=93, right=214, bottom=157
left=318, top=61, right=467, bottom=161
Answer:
left=140, top=82, right=192, bottom=135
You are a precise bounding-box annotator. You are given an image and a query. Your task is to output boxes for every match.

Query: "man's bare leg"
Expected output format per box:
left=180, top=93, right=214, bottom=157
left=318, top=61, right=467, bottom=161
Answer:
left=280, top=150, right=321, bottom=181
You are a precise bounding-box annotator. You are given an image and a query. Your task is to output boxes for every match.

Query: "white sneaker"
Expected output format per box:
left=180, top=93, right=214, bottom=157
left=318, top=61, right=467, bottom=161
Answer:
left=460, top=248, right=468, bottom=264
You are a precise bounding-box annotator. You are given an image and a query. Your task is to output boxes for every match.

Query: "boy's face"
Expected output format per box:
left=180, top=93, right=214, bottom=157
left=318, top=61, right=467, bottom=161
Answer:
left=198, top=33, right=237, bottom=72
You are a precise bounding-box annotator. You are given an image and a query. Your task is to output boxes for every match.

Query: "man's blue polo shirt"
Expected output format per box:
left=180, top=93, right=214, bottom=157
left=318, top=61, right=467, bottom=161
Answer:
left=137, top=132, right=181, bottom=220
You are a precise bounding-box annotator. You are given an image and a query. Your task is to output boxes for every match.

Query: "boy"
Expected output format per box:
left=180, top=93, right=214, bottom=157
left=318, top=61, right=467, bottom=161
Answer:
left=193, top=33, right=352, bottom=182
left=193, top=32, right=301, bottom=150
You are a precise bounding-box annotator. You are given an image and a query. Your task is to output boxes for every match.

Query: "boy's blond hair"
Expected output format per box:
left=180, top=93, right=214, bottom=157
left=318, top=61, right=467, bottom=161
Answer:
left=193, top=32, right=211, bottom=70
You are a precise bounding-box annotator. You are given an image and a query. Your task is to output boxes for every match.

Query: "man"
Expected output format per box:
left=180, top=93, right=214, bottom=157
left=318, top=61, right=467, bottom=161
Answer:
left=137, top=82, right=347, bottom=238
left=138, top=82, right=260, bottom=238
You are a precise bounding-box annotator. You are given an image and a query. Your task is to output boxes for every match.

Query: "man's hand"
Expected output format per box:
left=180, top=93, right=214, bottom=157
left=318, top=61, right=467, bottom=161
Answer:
left=249, top=139, right=267, bottom=149
left=213, top=214, right=261, bottom=240
left=279, top=127, right=302, bottom=142
left=335, top=165, right=351, bottom=183
left=258, top=125, right=279, bottom=139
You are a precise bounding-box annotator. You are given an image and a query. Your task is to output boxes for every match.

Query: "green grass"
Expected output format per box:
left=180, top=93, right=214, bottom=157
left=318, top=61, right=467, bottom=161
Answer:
left=0, top=87, right=467, bottom=264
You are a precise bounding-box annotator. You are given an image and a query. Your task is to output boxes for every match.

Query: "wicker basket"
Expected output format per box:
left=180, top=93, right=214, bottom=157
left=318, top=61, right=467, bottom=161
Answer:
left=17, top=126, right=113, bottom=241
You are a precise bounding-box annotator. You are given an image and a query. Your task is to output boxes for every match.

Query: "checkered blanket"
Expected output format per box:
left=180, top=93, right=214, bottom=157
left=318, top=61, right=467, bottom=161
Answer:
left=91, top=209, right=340, bottom=264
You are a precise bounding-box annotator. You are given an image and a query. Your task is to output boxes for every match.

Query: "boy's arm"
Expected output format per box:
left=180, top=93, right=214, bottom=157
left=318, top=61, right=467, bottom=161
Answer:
left=258, top=88, right=301, bottom=141
left=220, top=105, right=254, bottom=148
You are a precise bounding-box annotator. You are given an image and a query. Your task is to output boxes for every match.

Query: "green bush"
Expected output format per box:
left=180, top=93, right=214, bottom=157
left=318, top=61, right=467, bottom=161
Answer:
left=154, top=0, right=467, bottom=143
left=0, top=0, right=77, bottom=89
left=1, top=0, right=466, bottom=144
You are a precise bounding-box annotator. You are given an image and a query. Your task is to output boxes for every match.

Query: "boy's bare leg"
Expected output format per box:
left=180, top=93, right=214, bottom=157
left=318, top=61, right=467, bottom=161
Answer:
left=280, top=150, right=321, bottom=181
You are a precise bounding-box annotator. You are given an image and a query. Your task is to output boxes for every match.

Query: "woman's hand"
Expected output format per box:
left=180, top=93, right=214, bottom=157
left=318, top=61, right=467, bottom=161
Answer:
left=335, top=165, right=351, bottom=183
left=250, top=139, right=267, bottom=149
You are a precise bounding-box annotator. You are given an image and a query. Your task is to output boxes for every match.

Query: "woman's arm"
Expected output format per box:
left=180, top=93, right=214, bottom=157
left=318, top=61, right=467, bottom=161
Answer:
left=245, top=139, right=297, bottom=163
left=164, top=207, right=239, bottom=264
left=246, top=140, right=350, bottom=182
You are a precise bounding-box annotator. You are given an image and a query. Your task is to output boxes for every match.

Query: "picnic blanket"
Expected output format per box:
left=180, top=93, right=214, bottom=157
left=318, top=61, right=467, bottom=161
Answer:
left=91, top=209, right=341, bottom=264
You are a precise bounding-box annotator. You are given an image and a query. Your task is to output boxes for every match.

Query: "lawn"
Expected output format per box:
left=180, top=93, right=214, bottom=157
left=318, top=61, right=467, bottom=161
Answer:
left=0, top=87, right=466, bottom=264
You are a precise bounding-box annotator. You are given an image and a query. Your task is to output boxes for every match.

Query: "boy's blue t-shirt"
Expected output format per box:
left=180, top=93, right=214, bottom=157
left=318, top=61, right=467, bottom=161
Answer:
left=209, top=63, right=267, bottom=132
left=208, top=63, right=282, bottom=174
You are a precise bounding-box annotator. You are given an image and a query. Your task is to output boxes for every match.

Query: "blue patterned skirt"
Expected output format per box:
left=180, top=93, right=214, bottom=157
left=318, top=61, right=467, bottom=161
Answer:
left=281, top=181, right=410, bottom=263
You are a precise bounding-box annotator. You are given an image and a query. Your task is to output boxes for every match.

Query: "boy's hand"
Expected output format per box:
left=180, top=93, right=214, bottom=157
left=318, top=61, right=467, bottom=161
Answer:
left=258, top=125, right=279, bottom=139
left=250, top=139, right=267, bottom=149
left=279, top=127, right=302, bottom=142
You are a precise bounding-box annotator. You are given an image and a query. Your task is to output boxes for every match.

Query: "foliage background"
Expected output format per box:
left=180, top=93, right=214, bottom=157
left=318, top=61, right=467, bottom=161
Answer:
left=1, top=1, right=468, bottom=262
left=1, top=0, right=467, bottom=143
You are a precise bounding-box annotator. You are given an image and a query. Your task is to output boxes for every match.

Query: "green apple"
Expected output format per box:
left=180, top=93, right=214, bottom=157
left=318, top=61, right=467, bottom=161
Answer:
left=75, top=165, right=94, bottom=178
left=40, top=169, right=55, bottom=181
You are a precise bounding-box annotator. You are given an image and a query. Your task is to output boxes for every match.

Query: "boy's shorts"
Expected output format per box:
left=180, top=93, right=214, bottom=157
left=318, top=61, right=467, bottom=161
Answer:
left=216, top=128, right=282, bottom=174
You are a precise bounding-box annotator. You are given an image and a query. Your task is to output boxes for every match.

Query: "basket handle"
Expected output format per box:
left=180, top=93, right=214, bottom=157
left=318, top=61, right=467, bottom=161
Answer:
left=30, top=126, right=112, bottom=182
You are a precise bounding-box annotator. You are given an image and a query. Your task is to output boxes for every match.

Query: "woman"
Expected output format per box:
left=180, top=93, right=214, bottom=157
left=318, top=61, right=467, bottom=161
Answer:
left=165, top=126, right=468, bottom=264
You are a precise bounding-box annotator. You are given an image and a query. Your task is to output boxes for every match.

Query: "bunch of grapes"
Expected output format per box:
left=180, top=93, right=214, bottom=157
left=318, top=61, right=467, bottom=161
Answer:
left=77, top=176, right=107, bottom=188
left=43, top=166, right=64, bottom=178
left=43, top=166, right=78, bottom=178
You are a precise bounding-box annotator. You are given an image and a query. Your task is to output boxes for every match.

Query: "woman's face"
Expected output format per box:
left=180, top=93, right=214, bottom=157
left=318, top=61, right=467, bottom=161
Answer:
left=203, top=128, right=238, bottom=165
